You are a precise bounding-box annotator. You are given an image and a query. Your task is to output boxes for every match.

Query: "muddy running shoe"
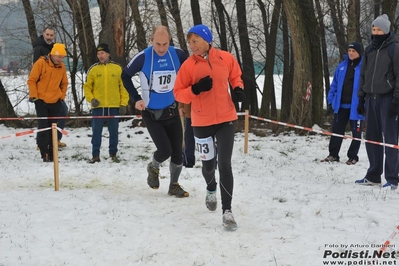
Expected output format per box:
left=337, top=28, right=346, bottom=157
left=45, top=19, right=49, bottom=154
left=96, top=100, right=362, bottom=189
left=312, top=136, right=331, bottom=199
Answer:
left=168, top=183, right=189, bottom=197
left=88, top=156, right=101, bottom=164
left=147, top=162, right=160, bottom=189
left=346, top=158, right=357, bottom=165
left=110, top=154, right=120, bottom=163
left=222, top=209, right=237, bottom=231
left=205, top=190, right=217, bottom=211
left=320, top=156, right=339, bottom=162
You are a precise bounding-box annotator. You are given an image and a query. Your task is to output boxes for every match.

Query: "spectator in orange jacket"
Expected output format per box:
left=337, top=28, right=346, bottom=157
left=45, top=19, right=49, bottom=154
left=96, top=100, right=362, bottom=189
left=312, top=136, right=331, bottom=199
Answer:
left=27, top=43, right=68, bottom=162
left=174, top=24, right=244, bottom=230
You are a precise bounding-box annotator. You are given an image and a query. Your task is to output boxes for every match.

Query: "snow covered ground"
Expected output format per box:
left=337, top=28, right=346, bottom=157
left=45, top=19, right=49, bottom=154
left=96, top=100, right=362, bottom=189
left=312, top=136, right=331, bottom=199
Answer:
left=1, top=118, right=399, bottom=265
left=1, top=74, right=399, bottom=265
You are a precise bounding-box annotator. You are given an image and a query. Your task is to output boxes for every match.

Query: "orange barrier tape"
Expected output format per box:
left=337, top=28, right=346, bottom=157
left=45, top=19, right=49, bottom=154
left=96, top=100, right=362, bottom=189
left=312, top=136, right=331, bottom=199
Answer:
left=0, top=126, right=67, bottom=140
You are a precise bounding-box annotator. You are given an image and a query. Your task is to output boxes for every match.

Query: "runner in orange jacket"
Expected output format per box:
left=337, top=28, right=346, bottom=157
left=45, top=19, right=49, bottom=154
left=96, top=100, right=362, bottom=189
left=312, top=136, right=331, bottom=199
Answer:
left=174, top=24, right=245, bottom=230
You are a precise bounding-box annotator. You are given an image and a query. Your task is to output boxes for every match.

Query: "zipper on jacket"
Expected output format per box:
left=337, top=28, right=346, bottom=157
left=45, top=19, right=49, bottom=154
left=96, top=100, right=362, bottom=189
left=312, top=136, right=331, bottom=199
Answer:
left=204, top=52, right=213, bottom=70
left=370, top=40, right=387, bottom=94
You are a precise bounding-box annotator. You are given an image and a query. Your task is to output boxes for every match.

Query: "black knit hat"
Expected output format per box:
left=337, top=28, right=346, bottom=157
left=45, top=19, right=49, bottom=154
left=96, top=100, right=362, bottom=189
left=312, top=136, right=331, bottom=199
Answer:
left=97, top=43, right=110, bottom=53
left=348, top=42, right=363, bottom=56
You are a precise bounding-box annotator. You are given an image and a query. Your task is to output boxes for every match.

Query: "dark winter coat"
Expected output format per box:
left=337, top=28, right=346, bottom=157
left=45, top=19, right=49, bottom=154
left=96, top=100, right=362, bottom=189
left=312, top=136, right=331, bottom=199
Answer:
left=358, top=32, right=399, bottom=98
left=32, top=36, right=53, bottom=63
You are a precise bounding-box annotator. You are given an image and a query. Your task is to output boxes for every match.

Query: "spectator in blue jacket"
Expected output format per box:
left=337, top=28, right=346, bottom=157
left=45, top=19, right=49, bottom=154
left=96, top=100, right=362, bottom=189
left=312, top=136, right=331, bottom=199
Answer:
left=321, top=42, right=364, bottom=165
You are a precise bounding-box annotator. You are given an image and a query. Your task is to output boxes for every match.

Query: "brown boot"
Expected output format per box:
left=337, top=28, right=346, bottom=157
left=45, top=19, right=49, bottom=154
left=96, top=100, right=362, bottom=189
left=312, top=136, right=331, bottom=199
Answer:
left=88, top=156, right=100, bottom=164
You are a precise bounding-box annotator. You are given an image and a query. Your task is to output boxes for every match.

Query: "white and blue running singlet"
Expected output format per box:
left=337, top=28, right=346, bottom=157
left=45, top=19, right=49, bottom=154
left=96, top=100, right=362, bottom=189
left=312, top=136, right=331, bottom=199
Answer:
left=139, top=46, right=181, bottom=110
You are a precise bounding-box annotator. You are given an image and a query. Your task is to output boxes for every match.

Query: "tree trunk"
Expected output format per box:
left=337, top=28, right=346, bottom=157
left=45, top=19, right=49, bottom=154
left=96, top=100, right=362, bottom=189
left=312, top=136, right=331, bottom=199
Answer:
left=212, top=0, right=228, bottom=51
left=0, top=79, right=25, bottom=127
left=165, top=0, right=188, bottom=55
left=327, top=0, right=346, bottom=59
left=347, top=0, right=361, bottom=43
left=302, top=0, right=323, bottom=125
left=282, top=0, right=313, bottom=126
left=98, top=0, right=126, bottom=66
left=66, top=0, right=97, bottom=72
left=280, top=6, right=293, bottom=122
left=21, top=0, right=37, bottom=45
left=236, top=0, right=257, bottom=114
left=381, top=0, right=398, bottom=30
left=315, top=0, right=331, bottom=107
left=259, top=0, right=281, bottom=119
left=190, top=0, right=202, bottom=25
left=129, top=0, right=147, bottom=51
left=155, top=0, right=169, bottom=28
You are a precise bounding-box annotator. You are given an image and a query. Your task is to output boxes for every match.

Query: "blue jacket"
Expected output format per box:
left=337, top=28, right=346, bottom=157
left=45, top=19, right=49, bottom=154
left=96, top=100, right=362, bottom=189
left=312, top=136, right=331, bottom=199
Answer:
left=327, top=55, right=364, bottom=120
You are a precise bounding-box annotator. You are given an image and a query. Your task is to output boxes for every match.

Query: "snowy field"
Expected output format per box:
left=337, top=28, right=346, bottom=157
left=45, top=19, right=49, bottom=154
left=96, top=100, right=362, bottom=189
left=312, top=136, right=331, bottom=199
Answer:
left=1, top=74, right=399, bottom=265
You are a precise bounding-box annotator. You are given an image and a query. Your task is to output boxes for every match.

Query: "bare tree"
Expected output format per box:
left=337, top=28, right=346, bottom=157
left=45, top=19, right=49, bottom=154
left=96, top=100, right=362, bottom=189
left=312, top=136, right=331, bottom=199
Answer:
left=191, top=0, right=202, bottom=25
left=280, top=7, right=293, bottom=122
left=347, top=0, right=361, bottom=43
left=376, top=0, right=398, bottom=28
left=212, top=0, right=228, bottom=51
left=65, top=0, right=97, bottom=72
left=21, top=0, right=37, bottom=44
left=282, top=0, right=313, bottom=126
left=327, top=0, right=347, bottom=59
left=155, top=0, right=169, bottom=28
left=236, top=0, right=258, bottom=114
left=258, top=0, right=281, bottom=119
left=0, top=79, right=19, bottom=127
left=315, top=0, right=331, bottom=106
left=165, top=0, right=188, bottom=54
left=97, top=0, right=126, bottom=65
left=128, top=0, right=147, bottom=51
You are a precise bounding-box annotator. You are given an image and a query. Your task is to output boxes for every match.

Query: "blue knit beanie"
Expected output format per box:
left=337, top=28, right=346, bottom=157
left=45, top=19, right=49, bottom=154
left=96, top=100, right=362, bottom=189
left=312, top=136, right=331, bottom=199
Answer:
left=188, top=24, right=213, bottom=43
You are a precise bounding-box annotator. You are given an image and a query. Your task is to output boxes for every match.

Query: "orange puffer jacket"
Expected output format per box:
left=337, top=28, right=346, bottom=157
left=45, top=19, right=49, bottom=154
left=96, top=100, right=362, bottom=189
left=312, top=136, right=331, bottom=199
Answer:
left=27, top=55, right=68, bottom=103
left=174, top=47, right=243, bottom=127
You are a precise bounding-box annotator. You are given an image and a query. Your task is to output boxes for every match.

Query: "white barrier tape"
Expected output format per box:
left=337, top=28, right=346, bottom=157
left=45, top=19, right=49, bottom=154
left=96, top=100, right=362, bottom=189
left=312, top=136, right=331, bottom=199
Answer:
left=237, top=112, right=399, bottom=150
left=0, top=114, right=142, bottom=121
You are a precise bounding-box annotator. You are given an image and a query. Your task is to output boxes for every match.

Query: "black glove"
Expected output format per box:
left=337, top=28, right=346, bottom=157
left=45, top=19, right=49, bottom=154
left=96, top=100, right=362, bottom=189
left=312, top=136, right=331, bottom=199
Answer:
left=91, top=98, right=100, bottom=107
left=29, top=97, right=39, bottom=103
left=326, top=104, right=333, bottom=115
left=119, top=106, right=127, bottom=115
left=356, top=97, right=365, bottom=115
left=388, top=98, right=399, bottom=117
left=33, top=98, right=44, bottom=107
left=231, top=87, right=245, bottom=103
left=192, top=76, right=213, bottom=95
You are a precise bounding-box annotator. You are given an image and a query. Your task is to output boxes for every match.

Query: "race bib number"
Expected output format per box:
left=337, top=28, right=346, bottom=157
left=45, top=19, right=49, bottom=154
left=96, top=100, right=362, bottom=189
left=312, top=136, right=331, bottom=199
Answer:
left=152, top=70, right=176, bottom=93
left=195, top=136, right=215, bottom=161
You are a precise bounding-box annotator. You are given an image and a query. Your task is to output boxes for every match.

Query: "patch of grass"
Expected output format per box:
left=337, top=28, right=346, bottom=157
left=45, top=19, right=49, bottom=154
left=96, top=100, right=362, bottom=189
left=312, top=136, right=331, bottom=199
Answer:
left=70, top=152, right=86, bottom=161
left=136, top=155, right=150, bottom=161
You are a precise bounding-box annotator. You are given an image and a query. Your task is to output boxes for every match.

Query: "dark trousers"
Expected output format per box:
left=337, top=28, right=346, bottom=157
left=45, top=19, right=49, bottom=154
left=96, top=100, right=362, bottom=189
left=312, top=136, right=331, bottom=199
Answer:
left=58, top=100, right=68, bottom=141
left=183, top=117, right=196, bottom=167
left=34, top=100, right=61, bottom=157
left=91, top=108, right=119, bottom=157
left=194, top=121, right=235, bottom=213
left=364, top=95, right=399, bottom=184
left=329, top=108, right=362, bottom=161
left=142, top=110, right=183, bottom=165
